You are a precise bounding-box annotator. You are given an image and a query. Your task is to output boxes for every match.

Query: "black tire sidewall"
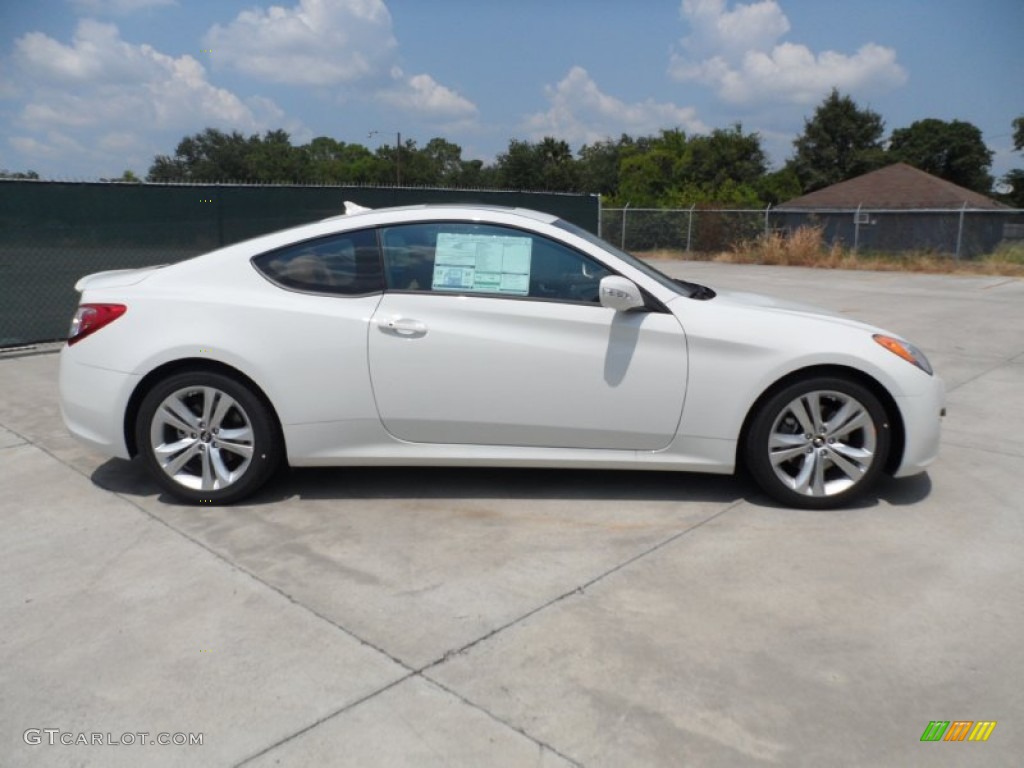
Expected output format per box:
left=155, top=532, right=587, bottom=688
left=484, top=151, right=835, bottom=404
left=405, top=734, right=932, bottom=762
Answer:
left=136, top=371, right=281, bottom=505
left=745, top=376, right=891, bottom=510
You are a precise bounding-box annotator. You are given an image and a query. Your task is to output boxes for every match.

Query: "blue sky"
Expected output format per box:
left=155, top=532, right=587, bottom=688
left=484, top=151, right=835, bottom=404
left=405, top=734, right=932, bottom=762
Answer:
left=1, top=0, right=1021, bottom=184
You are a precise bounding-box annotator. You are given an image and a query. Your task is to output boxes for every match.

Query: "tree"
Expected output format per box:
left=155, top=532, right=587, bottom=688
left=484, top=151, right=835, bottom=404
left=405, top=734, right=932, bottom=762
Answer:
left=148, top=128, right=256, bottom=182
left=788, top=88, right=886, bottom=192
left=495, top=137, right=578, bottom=191
left=999, top=116, right=1024, bottom=207
left=420, top=137, right=465, bottom=185
left=577, top=135, right=633, bottom=196
left=675, top=124, right=767, bottom=203
left=888, top=118, right=993, bottom=193
left=0, top=169, right=40, bottom=179
left=757, top=168, right=802, bottom=206
left=615, top=130, right=686, bottom=206
left=245, top=129, right=309, bottom=182
left=100, top=170, right=141, bottom=183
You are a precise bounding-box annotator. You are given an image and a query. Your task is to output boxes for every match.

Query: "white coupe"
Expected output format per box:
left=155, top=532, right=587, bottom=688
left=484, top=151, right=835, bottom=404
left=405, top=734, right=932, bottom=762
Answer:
left=59, top=204, right=944, bottom=508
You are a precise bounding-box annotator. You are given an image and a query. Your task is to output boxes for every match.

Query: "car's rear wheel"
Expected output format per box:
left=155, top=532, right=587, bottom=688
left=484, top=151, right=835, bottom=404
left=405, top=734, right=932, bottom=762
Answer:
left=745, top=376, right=890, bottom=509
left=136, top=371, right=281, bottom=505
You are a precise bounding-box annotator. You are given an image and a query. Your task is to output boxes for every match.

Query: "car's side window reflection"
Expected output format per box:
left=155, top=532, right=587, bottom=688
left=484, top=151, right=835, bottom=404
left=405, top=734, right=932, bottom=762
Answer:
left=252, top=228, right=384, bottom=295
left=379, top=222, right=612, bottom=303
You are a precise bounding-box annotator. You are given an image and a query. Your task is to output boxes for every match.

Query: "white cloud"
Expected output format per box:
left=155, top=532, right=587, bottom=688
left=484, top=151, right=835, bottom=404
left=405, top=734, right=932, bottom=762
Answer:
left=377, top=69, right=477, bottom=119
left=671, top=0, right=906, bottom=104
left=526, top=66, right=708, bottom=146
left=204, top=0, right=397, bottom=86
left=6, top=20, right=303, bottom=176
left=69, top=0, right=177, bottom=14
left=204, top=0, right=477, bottom=121
left=13, top=21, right=269, bottom=130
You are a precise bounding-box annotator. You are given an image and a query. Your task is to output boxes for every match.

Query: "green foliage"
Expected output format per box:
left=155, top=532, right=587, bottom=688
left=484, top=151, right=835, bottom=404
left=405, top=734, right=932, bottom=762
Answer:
left=142, top=100, right=1003, bottom=209
left=577, top=135, right=633, bottom=196
left=757, top=168, right=803, bottom=206
left=496, top=137, right=579, bottom=191
left=1000, top=116, right=1024, bottom=207
left=788, top=88, right=886, bottom=192
left=0, top=169, right=40, bottom=179
left=888, top=118, right=993, bottom=193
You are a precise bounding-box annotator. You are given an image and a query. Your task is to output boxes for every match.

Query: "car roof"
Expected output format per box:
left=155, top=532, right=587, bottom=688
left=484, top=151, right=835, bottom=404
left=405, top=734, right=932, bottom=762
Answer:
left=324, top=203, right=561, bottom=225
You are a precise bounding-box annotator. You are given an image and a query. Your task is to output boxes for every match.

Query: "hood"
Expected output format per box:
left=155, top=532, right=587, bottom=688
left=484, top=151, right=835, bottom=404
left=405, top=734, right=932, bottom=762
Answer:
left=703, top=288, right=884, bottom=333
left=711, top=289, right=839, bottom=316
left=75, top=265, right=166, bottom=292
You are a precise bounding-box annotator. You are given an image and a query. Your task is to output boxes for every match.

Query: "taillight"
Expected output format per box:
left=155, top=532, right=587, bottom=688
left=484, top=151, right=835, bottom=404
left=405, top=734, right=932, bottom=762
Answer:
left=68, top=304, right=127, bottom=346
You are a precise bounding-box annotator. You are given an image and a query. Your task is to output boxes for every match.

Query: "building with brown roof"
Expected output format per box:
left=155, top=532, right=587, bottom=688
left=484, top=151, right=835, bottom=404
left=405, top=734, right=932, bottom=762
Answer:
left=775, top=163, right=1014, bottom=257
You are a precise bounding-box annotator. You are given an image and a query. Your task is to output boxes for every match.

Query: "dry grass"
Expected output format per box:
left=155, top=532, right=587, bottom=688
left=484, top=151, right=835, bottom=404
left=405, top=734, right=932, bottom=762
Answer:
left=636, top=227, right=1024, bottom=278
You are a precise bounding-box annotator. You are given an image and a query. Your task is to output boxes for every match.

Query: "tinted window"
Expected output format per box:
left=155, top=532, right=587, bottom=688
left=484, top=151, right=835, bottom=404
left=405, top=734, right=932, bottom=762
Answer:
left=252, top=229, right=384, bottom=295
left=380, top=222, right=612, bottom=303
left=552, top=218, right=690, bottom=297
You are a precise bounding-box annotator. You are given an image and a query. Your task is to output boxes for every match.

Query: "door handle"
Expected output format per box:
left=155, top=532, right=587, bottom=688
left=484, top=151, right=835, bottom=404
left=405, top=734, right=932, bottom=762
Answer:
left=378, top=316, right=428, bottom=336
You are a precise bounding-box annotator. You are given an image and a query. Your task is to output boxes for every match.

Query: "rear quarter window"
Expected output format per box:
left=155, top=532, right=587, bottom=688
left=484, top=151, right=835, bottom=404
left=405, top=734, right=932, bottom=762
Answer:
left=252, top=228, right=384, bottom=295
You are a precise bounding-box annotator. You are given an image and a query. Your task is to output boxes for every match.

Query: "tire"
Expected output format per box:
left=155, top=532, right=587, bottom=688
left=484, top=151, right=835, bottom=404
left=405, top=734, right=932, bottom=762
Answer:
left=745, top=376, right=891, bottom=510
left=135, top=370, right=282, bottom=505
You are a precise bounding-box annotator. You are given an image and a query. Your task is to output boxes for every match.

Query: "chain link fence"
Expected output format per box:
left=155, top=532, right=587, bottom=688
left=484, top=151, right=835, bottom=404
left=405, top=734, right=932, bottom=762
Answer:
left=0, top=181, right=598, bottom=347
left=600, top=205, right=1024, bottom=258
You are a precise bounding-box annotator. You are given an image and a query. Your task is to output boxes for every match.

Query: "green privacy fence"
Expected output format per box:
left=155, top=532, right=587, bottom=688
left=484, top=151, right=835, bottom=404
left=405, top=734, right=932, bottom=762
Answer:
left=0, top=181, right=599, bottom=347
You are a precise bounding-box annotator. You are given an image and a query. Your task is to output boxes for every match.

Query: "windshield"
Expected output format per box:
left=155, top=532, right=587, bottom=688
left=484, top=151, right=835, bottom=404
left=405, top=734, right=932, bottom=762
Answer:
left=552, top=218, right=693, bottom=298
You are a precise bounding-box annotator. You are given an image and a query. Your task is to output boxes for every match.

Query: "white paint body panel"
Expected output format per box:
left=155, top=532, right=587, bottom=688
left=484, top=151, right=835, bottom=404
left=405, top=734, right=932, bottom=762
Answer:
left=58, top=204, right=945, bottom=482
left=368, top=293, right=687, bottom=449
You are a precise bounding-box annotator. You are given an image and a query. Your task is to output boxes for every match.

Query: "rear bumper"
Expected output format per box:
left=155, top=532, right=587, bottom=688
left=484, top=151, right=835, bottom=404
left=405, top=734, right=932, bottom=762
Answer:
left=58, top=348, right=137, bottom=459
left=892, top=375, right=946, bottom=478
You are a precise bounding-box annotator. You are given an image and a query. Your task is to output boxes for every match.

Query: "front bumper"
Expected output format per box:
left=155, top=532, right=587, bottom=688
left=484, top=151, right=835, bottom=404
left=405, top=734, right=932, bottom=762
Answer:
left=892, top=374, right=946, bottom=478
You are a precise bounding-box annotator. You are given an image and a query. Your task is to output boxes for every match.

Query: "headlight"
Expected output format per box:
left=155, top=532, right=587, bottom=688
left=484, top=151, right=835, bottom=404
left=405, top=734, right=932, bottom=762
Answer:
left=873, top=334, right=933, bottom=375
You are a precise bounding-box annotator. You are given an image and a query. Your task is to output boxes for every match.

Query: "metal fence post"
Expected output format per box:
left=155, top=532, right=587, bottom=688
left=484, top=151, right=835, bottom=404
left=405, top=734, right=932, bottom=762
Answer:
left=686, top=204, right=695, bottom=252
left=621, top=202, right=630, bottom=250
left=764, top=203, right=771, bottom=237
left=853, top=204, right=861, bottom=252
left=955, top=202, right=967, bottom=261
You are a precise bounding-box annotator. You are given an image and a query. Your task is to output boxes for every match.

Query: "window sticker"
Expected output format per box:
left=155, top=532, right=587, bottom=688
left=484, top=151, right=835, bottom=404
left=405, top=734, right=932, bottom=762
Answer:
left=432, top=232, right=532, bottom=295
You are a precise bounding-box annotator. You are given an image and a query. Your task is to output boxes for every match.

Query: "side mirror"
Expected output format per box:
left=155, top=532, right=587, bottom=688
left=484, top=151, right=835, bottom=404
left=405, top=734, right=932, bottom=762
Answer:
left=599, top=275, right=644, bottom=312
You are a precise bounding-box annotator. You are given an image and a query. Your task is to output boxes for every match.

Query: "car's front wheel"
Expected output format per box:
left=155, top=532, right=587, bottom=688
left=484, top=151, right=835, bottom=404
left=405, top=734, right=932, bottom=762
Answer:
left=136, top=370, right=282, bottom=504
left=745, top=376, right=891, bottom=509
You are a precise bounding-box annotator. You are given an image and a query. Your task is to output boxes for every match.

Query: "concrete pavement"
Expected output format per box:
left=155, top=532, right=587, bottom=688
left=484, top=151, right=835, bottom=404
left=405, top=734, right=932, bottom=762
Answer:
left=2, top=262, right=1022, bottom=766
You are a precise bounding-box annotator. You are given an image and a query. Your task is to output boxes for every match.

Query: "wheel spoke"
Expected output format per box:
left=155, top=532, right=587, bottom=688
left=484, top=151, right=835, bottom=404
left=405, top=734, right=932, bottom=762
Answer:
left=200, top=448, right=215, bottom=490
left=828, top=446, right=867, bottom=480
left=787, top=452, right=810, bottom=492
left=805, top=392, right=824, bottom=432
left=828, top=408, right=869, bottom=440
left=210, top=392, right=238, bottom=431
left=200, top=387, right=217, bottom=427
left=771, top=444, right=809, bottom=465
left=770, top=433, right=806, bottom=449
left=811, top=451, right=826, bottom=495
left=788, top=398, right=816, bottom=436
left=216, top=425, right=253, bottom=448
left=163, top=396, right=199, bottom=431
left=163, top=442, right=200, bottom=475
left=210, top=448, right=236, bottom=487
left=155, top=436, right=195, bottom=459
left=830, top=441, right=873, bottom=464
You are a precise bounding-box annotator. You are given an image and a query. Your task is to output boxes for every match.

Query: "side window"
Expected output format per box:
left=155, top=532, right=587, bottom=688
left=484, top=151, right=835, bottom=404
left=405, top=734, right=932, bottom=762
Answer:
left=252, top=228, right=384, bottom=295
left=379, top=223, right=612, bottom=303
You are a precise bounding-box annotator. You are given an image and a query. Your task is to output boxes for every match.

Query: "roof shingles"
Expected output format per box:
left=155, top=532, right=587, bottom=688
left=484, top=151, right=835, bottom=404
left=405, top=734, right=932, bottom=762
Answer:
left=778, top=163, right=1008, bottom=210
